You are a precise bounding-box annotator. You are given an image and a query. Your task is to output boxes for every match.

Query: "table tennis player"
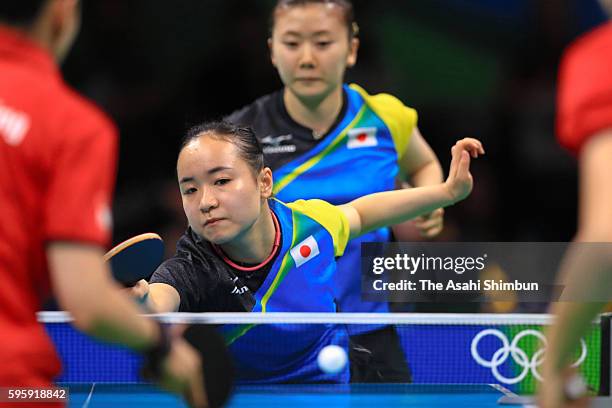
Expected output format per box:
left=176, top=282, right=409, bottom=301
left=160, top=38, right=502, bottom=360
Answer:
left=128, top=121, right=483, bottom=383
left=539, top=4, right=612, bottom=407
left=0, top=2, right=211, bottom=406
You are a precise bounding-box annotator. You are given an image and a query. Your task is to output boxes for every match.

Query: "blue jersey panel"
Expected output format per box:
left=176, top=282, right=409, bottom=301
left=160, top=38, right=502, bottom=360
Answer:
left=222, top=200, right=349, bottom=383
left=273, top=86, right=400, bottom=317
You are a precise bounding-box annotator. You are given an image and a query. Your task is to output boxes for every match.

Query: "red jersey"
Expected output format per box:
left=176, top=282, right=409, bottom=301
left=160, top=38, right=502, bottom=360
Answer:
left=0, top=26, right=117, bottom=385
left=557, top=22, right=612, bottom=153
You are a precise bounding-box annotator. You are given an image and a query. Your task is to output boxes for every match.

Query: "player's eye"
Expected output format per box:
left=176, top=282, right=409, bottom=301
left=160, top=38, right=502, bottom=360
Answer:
left=214, top=178, right=231, bottom=186
left=316, top=41, right=332, bottom=48
left=182, top=187, right=197, bottom=195
left=283, top=41, right=299, bottom=49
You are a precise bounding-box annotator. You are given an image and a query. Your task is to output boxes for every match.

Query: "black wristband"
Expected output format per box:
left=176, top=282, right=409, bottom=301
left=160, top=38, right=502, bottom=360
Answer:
left=141, top=321, right=171, bottom=381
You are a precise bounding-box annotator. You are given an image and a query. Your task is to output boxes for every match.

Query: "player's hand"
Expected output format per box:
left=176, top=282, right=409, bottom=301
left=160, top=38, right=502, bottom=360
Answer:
left=537, top=368, right=589, bottom=408
left=444, top=138, right=484, bottom=204
left=125, top=279, right=149, bottom=302
left=159, top=327, right=209, bottom=408
left=414, top=208, right=444, bottom=238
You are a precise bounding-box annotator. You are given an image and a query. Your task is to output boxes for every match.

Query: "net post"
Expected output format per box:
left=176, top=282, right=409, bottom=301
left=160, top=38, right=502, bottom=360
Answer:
left=599, top=313, right=611, bottom=396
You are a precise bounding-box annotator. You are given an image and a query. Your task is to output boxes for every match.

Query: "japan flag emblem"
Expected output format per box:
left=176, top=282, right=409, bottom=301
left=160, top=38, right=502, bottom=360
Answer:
left=347, top=127, right=378, bottom=149
left=290, top=235, right=320, bottom=267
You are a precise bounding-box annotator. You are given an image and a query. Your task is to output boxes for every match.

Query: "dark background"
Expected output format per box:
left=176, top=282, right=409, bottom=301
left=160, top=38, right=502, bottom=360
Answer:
left=61, top=0, right=608, bottom=254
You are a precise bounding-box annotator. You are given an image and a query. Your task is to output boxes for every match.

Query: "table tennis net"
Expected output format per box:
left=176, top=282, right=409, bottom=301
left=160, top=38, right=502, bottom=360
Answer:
left=40, top=312, right=612, bottom=396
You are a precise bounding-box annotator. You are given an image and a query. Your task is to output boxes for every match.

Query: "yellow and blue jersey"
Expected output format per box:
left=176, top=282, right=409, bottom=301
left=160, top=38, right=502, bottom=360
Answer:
left=151, top=199, right=351, bottom=383
left=222, top=199, right=350, bottom=383
left=227, top=84, right=417, bottom=318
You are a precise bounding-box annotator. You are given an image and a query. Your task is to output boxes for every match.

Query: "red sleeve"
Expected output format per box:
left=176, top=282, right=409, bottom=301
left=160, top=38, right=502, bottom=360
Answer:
left=43, top=103, right=118, bottom=247
left=557, top=23, right=612, bottom=153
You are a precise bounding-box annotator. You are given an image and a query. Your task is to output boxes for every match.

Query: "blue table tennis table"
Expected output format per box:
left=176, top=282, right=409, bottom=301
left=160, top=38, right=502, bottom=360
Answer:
left=65, top=383, right=533, bottom=407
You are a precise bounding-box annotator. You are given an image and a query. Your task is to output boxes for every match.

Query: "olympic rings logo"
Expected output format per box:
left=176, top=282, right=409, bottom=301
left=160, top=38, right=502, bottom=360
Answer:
left=470, top=329, right=587, bottom=385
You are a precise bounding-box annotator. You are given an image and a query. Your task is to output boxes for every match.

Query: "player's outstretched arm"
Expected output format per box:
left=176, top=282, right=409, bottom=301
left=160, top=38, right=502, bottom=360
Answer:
left=340, top=138, right=484, bottom=239
left=128, top=279, right=181, bottom=313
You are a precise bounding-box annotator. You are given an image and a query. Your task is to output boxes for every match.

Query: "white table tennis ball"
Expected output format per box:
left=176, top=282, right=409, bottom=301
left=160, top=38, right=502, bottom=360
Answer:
left=317, top=345, right=348, bottom=374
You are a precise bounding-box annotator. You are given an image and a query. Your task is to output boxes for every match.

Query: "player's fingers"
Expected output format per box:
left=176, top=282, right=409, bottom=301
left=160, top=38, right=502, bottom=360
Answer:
left=465, top=141, right=481, bottom=158
left=562, top=371, right=590, bottom=408
left=415, top=208, right=443, bottom=222
left=420, top=224, right=443, bottom=238
left=459, top=141, right=477, bottom=158
left=477, top=140, right=485, bottom=154
left=414, top=217, right=441, bottom=231
left=458, top=137, right=481, bottom=148
left=457, top=150, right=471, bottom=177
left=184, top=355, right=208, bottom=408
left=127, top=279, right=148, bottom=299
left=457, top=138, right=484, bottom=157
left=470, top=146, right=478, bottom=158
left=413, top=214, right=429, bottom=223
left=414, top=209, right=443, bottom=237
left=163, top=339, right=203, bottom=395
left=416, top=223, right=442, bottom=238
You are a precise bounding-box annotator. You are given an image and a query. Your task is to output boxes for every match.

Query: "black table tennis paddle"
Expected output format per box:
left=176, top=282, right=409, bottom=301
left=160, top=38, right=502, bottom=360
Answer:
left=104, top=233, right=164, bottom=287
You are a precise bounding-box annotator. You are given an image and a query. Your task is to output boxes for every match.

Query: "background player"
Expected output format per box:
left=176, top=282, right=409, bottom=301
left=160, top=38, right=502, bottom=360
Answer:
left=225, top=0, right=444, bottom=382
left=0, top=1, right=206, bottom=405
left=129, top=121, right=483, bottom=382
left=538, top=2, right=612, bottom=407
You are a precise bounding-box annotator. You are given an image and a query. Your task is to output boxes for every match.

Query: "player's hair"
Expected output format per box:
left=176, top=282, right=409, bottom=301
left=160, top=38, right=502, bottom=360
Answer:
left=0, top=0, right=47, bottom=26
left=270, top=0, right=359, bottom=39
left=181, top=121, right=265, bottom=176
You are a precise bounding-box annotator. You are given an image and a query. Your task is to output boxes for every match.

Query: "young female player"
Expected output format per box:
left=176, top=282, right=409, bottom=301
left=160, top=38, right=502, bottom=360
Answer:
left=132, top=121, right=483, bottom=383
left=225, top=0, right=445, bottom=382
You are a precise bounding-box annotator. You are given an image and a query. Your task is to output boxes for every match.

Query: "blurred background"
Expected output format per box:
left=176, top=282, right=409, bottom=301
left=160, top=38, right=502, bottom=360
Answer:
left=62, top=0, right=607, bottom=265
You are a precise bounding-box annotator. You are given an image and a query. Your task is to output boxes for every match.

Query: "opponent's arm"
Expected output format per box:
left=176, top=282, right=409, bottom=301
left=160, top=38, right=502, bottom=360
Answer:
left=49, top=244, right=206, bottom=406
left=49, top=244, right=160, bottom=347
left=340, top=138, right=483, bottom=239
left=540, top=130, right=612, bottom=408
